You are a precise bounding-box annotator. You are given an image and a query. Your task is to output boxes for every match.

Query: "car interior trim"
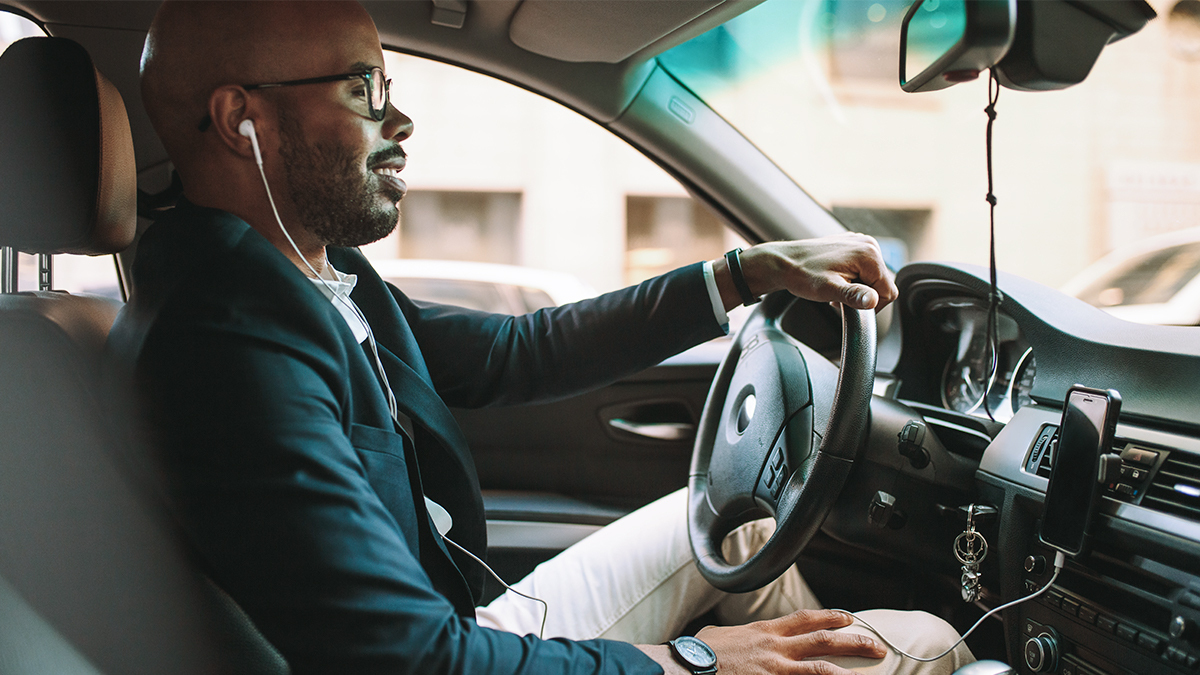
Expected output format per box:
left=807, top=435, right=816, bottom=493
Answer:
left=508, top=0, right=725, bottom=64
left=614, top=65, right=846, bottom=244
left=485, top=520, right=603, bottom=551
left=925, top=416, right=996, bottom=446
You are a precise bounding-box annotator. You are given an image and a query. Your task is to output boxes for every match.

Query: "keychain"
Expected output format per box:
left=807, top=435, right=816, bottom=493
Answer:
left=954, top=504, right=989, bottom=603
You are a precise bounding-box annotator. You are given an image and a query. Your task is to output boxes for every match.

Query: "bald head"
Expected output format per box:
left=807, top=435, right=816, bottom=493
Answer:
left=141, top=1, right=381, bottom=168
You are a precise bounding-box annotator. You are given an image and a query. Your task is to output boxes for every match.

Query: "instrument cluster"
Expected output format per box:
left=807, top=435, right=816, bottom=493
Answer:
left=928, top=297, right=1036, bottom=423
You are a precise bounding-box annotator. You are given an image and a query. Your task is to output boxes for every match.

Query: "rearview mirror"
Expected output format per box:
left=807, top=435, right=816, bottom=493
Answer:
left=899, top=0, right=1017, bottom=92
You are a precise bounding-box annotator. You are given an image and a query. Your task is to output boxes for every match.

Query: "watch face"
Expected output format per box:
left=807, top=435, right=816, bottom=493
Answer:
left=674, top=636, right=718, bottom=669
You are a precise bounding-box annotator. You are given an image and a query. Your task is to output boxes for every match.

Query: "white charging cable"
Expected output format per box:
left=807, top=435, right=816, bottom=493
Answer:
left=839, top=550, right=1066, bottom=662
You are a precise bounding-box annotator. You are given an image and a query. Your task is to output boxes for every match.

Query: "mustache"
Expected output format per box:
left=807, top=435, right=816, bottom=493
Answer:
left=368, top=145, right=407, bottom=167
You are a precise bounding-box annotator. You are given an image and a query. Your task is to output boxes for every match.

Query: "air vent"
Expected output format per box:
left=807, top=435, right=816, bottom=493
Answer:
left=1025, top=424, right=1057, bottom=478
left=1143, top=451, right=1200, bottom=522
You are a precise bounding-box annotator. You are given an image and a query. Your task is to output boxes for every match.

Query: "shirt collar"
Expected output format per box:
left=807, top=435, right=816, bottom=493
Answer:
left=310, top=264, right=369, bottom=344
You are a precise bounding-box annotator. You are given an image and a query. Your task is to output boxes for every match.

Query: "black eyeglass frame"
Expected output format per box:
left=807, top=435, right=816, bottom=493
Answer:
left=197, top=66, right=390, bottom=131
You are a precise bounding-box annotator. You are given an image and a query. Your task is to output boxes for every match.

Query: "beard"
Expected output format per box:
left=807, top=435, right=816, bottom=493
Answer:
left=276, top=108, right=403, bottom=248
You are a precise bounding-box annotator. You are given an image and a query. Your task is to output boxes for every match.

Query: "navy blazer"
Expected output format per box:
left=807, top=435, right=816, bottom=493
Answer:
left=107, top=200, right=723, bottom=674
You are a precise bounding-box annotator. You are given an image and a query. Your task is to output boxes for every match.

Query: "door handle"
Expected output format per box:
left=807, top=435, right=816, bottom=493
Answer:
left=607, top=418, right=696, bottom=442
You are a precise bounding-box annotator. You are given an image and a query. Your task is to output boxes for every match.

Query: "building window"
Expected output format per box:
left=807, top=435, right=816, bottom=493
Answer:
left=364, top=190, right=522, bottom=264
left=625, top=196, right=731, bottom=286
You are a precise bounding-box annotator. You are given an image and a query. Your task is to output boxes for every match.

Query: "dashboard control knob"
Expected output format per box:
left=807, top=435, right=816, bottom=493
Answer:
left=867, top=491, right=906, bottom=529
left=1024, top=555, right=1047, bottom=575
left=897, top=420, right=930, bottom=469
left=1169, top=615, right=1195, bottom=640
left=1023, top=633, right=1059, bottom=673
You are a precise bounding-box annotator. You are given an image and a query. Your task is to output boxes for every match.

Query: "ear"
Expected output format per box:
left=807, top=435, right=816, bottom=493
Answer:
left=207, top=85, right=260, bottom=161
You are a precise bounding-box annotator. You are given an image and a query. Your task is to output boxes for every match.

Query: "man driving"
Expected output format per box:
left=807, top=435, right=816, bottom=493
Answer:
left=114, top=1, right=974, bottom=673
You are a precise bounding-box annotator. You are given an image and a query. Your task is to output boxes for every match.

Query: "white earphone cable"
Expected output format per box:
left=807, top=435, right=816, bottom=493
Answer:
left=248, top=132, right=399, bottom=420
left=245, top=123, right=545, bottom=634
left=441, top=535, right=548, bottom=639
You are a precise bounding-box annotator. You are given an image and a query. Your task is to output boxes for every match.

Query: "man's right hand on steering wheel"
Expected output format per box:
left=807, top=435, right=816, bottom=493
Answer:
left=714, top=234, right=899, bottom=313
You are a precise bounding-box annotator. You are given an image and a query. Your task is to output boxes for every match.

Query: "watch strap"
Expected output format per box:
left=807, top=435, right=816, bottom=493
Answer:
left=724, top=247, right=760, bottom=307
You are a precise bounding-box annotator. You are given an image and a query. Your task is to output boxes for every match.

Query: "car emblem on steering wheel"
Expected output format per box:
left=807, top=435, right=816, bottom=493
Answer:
left=736, top=394, right=756, bottom=434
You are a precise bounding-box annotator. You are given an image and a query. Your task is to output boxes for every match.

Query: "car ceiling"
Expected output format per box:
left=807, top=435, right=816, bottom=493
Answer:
left=9, top=0, right=763, bottom=165
left=8, top=0, right=842, bottom=244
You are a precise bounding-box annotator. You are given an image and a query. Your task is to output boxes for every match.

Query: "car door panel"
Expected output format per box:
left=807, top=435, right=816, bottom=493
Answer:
left=449, top=343, right=724, bottom=593
left=455, top=350, right=722, bottom=511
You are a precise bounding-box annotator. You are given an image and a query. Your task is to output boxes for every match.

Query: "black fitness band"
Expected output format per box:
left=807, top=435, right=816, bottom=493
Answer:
left=724, top=247, right=760, bottom=307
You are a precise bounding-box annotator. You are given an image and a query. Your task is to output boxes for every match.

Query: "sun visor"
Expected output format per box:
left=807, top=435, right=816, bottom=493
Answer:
left=509, top=0, right=726, bottom=63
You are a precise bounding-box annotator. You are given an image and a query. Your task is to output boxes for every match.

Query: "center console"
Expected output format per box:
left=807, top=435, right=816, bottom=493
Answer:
left=978, top=407, right=1200, bottom=675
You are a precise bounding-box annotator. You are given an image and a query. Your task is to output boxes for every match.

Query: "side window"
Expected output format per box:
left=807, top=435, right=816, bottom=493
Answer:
left=0, top=11, right=40, bottom=43
left=1, top=11, right=123, bottom=299
left=364, top=51, right=746, bottom=316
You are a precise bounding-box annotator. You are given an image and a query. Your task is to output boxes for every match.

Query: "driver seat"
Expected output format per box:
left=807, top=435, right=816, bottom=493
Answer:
left=0, top=35, right=284, bottom=674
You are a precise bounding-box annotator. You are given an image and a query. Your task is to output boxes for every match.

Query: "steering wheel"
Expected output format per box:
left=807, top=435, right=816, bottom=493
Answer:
left=688, top=292, right=877, bottom=593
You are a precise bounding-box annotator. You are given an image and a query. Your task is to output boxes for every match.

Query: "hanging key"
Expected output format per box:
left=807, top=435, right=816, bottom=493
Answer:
left=954, top=504, right=989, bottom=603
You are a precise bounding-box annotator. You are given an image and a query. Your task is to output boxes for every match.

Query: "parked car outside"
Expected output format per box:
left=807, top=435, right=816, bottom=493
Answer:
left=372, top=258, right=598, bottom=314
left=1061, top=226, right=1200, bottom=325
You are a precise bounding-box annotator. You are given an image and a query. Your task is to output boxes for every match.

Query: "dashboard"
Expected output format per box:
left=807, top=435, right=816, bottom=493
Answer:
left=923, top=296, right=1035, bottom=422
left=878, top=263, right=1200, bottom=675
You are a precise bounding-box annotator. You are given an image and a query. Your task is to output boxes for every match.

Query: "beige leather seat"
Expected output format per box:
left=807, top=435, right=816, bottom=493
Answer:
left=0, top=36, right=284, bottom=674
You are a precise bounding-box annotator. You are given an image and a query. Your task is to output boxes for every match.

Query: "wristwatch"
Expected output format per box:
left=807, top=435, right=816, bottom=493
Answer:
left=666, top=635, right=718, bottom=674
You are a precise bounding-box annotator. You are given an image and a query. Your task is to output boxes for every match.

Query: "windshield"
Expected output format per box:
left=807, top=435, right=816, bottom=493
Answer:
left=661, top=0, right=1200, bottom=322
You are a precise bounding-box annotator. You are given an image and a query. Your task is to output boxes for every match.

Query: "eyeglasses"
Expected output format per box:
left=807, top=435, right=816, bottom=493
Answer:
left=197, top=66, right=391, bottom=131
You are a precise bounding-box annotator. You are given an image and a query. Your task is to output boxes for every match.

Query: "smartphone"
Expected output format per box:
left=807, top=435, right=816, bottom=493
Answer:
left=1039, top=386, right=1121, bottom=556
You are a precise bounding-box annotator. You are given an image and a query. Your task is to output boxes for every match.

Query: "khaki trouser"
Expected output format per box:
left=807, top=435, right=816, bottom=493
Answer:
left=477, top=489, right=975, bottom=675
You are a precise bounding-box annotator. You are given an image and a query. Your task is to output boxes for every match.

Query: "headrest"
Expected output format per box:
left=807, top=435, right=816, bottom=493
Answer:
left=0, top=37, right=136, bottom=255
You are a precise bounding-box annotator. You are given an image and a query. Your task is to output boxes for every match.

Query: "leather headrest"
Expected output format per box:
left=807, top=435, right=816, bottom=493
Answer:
left=0, top=37, right=136, bottom=255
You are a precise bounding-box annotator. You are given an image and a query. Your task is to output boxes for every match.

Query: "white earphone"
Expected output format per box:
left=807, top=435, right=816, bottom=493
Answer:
left=238, top=118, right=264, bottom=167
